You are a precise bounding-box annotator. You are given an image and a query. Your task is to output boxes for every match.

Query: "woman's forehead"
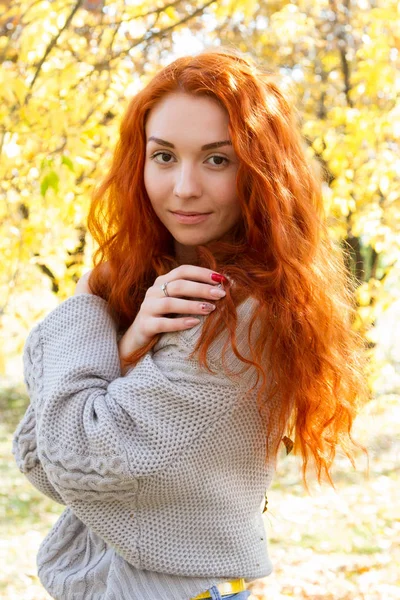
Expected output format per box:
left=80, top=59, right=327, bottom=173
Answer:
left=145, top=93, right=231, bottom=148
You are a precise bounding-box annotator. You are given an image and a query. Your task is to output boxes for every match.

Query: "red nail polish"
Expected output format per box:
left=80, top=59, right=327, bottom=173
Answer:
left=211, top=273, right=227, bottom=283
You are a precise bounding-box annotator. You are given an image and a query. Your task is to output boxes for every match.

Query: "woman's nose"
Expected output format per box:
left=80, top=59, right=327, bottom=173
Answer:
left=173, top=164, right=202, bottom=198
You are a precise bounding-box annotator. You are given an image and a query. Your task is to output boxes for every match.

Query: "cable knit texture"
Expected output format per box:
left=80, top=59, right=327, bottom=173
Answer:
left=12, top=293, right=282, bottom=600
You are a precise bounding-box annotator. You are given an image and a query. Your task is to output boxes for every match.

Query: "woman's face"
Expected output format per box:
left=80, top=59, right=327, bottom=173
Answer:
left=144, top=92, right=241, bottom=260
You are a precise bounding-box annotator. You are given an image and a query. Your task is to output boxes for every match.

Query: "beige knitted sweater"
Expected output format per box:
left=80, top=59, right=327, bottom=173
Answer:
left=12, top=293, right=283, bottom=600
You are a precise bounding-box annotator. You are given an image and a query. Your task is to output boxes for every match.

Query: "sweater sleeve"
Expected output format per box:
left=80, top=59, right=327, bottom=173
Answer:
left=12, top=403, right=66, bottom=505
left=18, top=294, right=247, bottom=504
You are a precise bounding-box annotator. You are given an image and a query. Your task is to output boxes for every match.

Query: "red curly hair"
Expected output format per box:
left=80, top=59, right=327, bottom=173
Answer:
left=87, top=48, right=369, bottom=488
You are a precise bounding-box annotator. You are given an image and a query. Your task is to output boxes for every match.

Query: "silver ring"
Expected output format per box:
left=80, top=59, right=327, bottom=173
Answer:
left=161, top=282, right=169, bottom=297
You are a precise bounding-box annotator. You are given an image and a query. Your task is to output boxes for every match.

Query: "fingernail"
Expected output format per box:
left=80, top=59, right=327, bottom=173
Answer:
left=200, top=302, right=216, bottom=311
left=210, top=288, right=226, bottom=298
left=211, top=273, right=227, bottom=283
left=185, top=318, right=200, bottom=326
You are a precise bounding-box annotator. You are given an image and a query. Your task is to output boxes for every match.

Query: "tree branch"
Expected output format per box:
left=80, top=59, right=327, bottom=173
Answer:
left=27, top=0, right=84, bottom=95
left=104, top=0, right=217, bottom=64
left=328, top=0, right=354, bottom=108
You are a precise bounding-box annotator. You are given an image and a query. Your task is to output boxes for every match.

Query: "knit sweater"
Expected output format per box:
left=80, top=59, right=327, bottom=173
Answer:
left=12, top=293, right=283, bottom=600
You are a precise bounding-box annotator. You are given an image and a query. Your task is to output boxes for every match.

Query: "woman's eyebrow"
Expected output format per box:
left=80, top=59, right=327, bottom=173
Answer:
left=147, top=136, right=232, bottom=151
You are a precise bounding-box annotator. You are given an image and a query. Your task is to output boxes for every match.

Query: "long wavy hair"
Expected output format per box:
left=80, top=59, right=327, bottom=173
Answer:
left=87, top=48, right=369, bottom=488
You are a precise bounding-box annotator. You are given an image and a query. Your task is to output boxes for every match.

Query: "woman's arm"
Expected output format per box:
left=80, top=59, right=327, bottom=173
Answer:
left=19, top=293, right=244, bottom=505
left=12, top=403, right=66, bottom=505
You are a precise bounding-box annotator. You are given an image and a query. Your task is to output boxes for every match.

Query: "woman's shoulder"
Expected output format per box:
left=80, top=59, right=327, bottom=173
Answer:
left=153, top=295, right=262, bottom=383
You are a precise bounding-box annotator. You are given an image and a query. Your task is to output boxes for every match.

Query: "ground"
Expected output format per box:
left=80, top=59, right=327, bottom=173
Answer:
left=1, top=386, right=399, bottom=600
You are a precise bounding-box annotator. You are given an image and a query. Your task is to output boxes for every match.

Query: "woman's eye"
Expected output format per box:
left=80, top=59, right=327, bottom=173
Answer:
left=152, top=152, right=174, bottom=164
left=207, top=155, right=229, bottom=167
left=150, top=153, right=228, bottom=167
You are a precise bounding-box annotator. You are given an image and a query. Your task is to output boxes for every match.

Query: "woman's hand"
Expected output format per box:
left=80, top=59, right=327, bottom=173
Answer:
left=118, top=265, right=227, bottom=374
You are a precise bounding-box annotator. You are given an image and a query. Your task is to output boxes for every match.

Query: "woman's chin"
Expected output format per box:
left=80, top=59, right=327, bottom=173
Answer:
left=173, top=233, right=215, bottom=247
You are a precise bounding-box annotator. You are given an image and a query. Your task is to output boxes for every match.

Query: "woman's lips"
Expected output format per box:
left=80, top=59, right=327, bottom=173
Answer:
left=170, top=212, right=211, bottom=224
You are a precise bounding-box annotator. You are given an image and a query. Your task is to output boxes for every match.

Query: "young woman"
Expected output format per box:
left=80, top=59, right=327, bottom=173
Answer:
left=13, top=48, right=367, bottom=600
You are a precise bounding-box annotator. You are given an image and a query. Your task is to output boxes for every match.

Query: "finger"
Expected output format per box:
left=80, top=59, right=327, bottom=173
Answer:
left=155, top=265, right=227, bottom=286
left=152, top=279, right=226, bottom=301
left=147, top=297, right=217, bottom=316
left=154, top=316, right=201, bottom=333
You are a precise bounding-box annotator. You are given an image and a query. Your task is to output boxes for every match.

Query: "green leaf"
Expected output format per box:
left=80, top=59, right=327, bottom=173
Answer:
left=61, top=156, right=75, bottom=172
left=40, top=171, right=59, bottom=197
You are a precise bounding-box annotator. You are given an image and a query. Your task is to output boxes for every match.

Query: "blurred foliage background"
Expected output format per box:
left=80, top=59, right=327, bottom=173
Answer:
left=1, top=0, right=399, bottom=598
left=1, top=0, right=399, bottom=387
